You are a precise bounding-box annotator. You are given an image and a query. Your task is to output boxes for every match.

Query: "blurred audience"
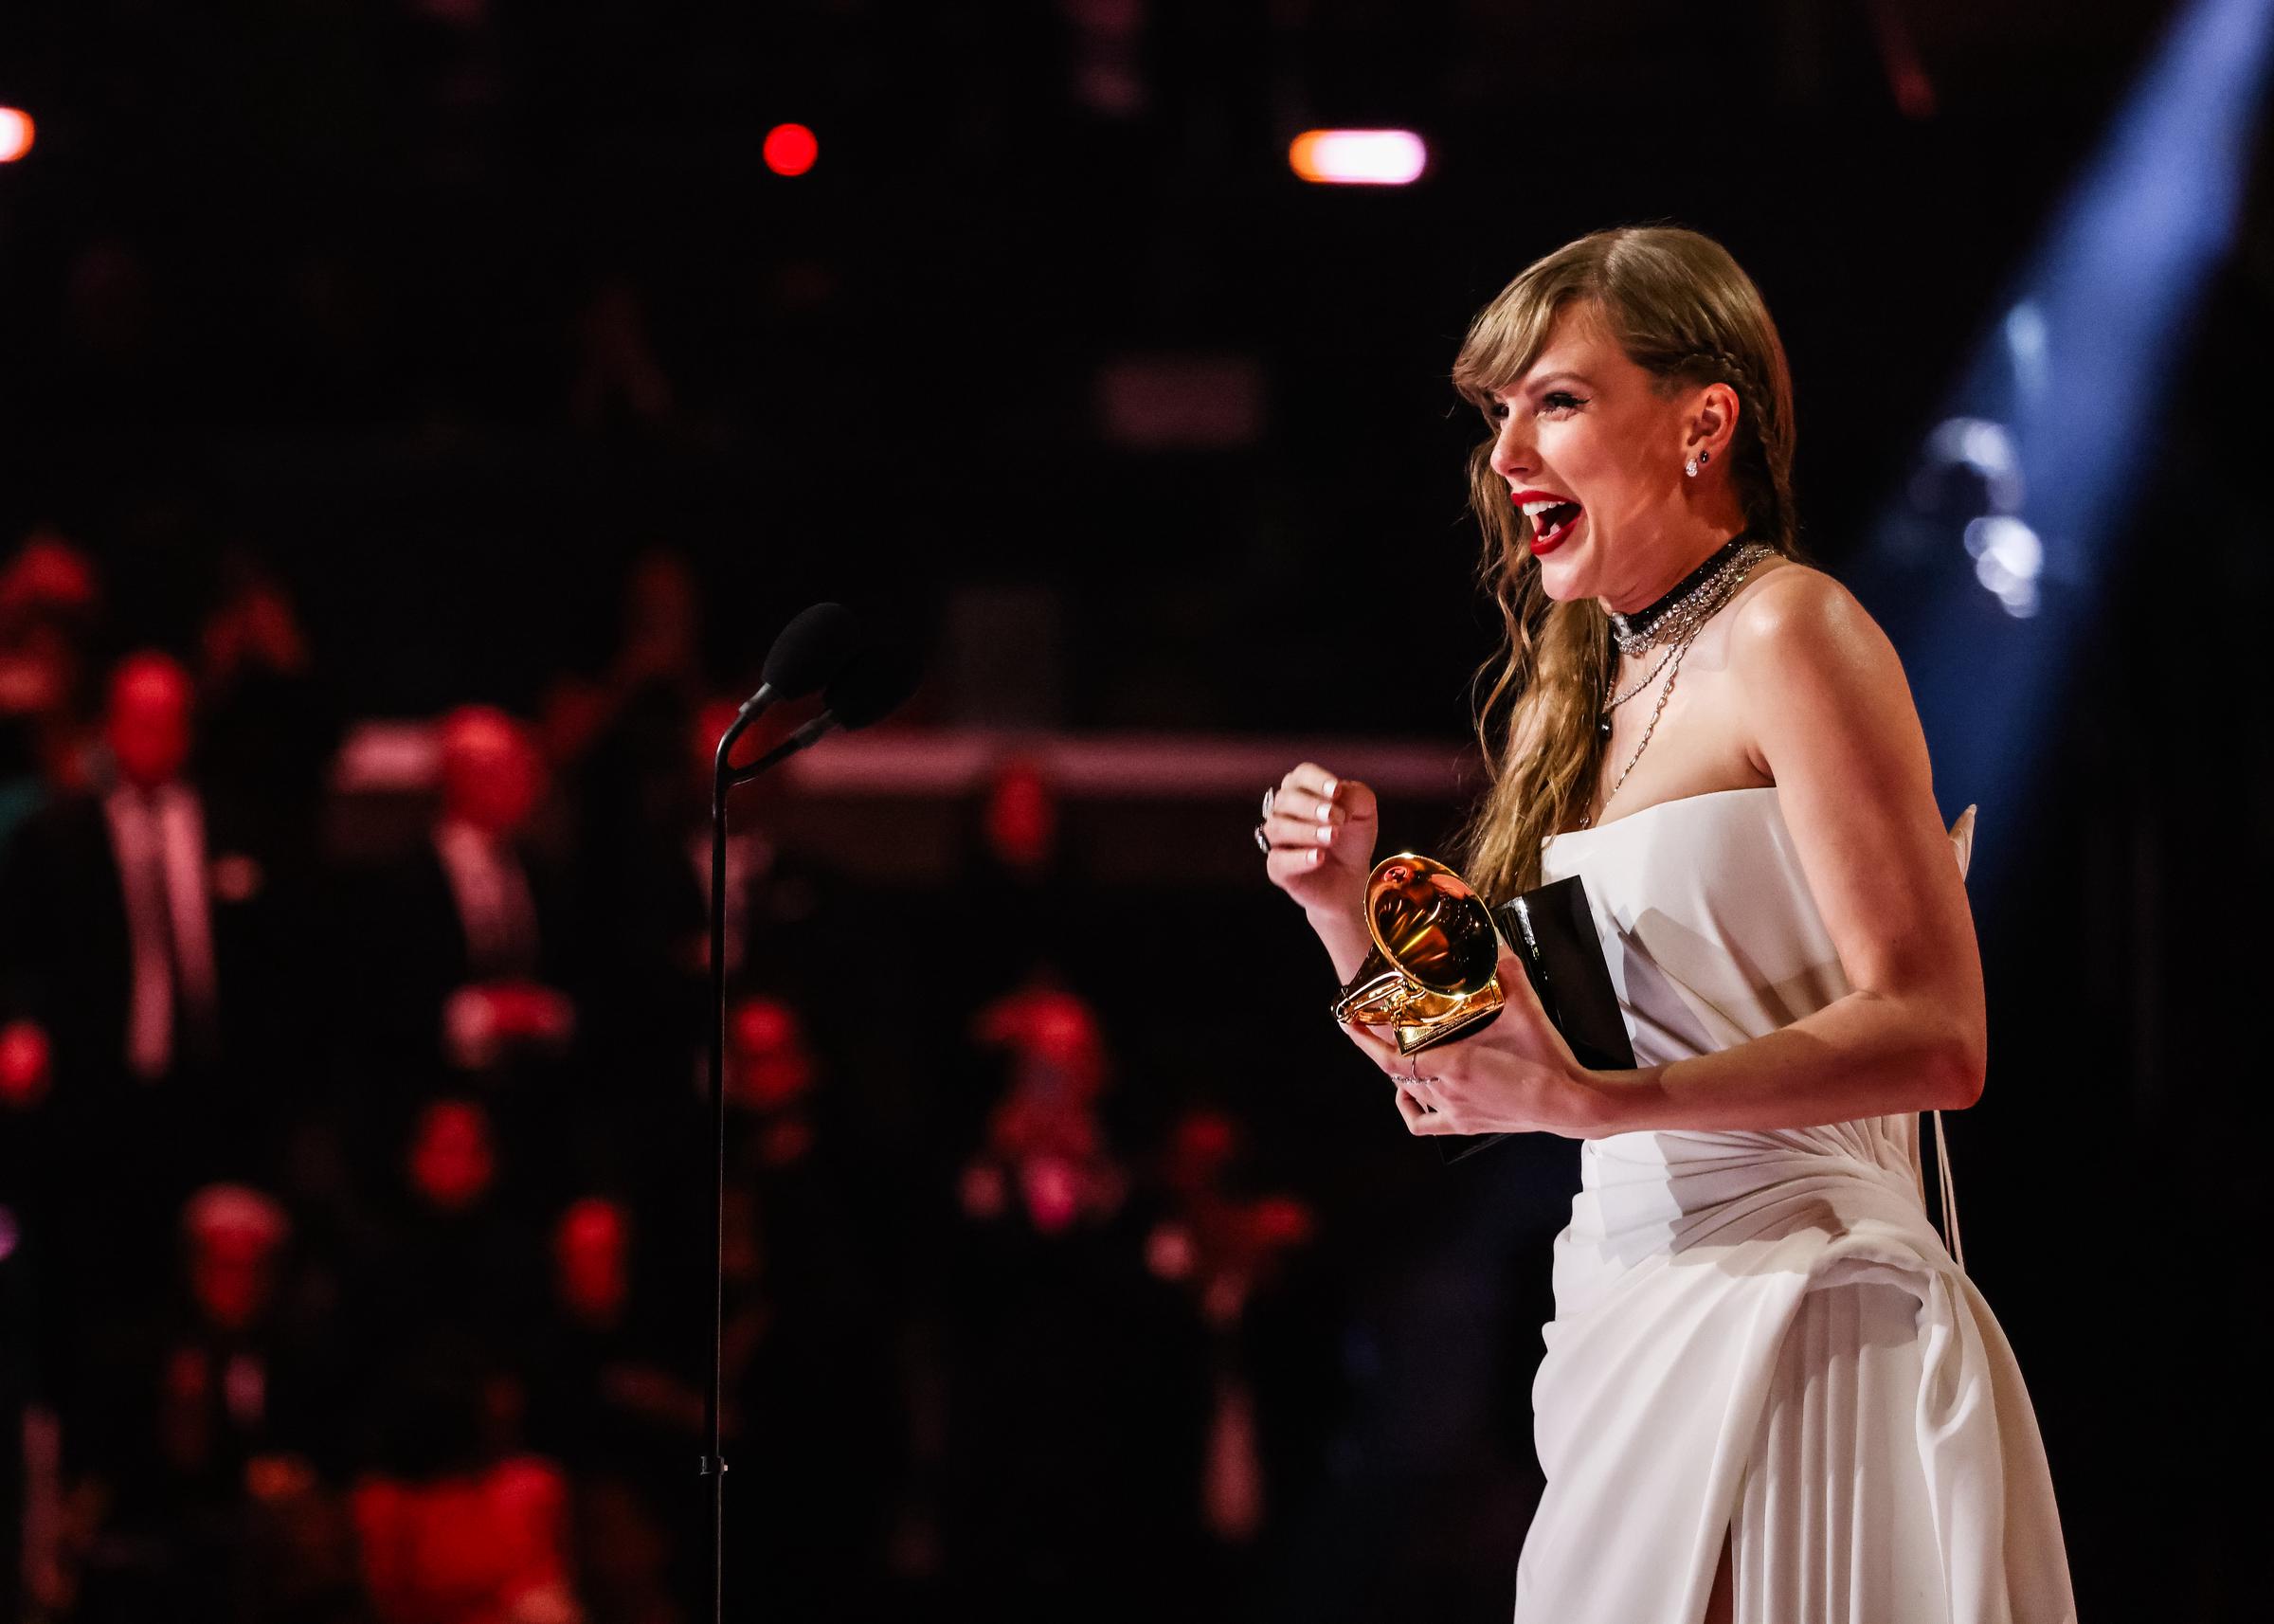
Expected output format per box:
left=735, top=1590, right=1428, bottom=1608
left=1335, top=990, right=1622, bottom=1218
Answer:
left=348, top=1336, right=580, bottom=1624
left=960, top=982, right=1124, bottom=1236
left=350, top=1097, right=541, bottom=1362
left=522, top=1198, right=692, bottom=1624
left=0, top=541, right=1334, bottom=1624
left=948, top=755, right=1081, bottom=1005
left=924, top=977, right=1215, bottom=1617
left=1144, top=1108, right=1320, bottom=1550
left=713, top=993, right=905, bottom=1622
left=66, top=1184, right=350, bottom=1623
left=0, top=530, right=104, bottom=835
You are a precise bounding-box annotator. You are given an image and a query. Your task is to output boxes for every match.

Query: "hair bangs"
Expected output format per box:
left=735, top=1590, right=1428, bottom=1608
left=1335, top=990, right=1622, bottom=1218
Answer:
left=1451, top=249, right=1604, bottom=412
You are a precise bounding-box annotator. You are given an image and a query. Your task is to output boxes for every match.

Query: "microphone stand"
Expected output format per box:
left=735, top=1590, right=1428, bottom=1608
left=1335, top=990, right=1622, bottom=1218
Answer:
left=702, top=714, right=742, bottom=1623
left=701, top=697, right=837, bottom=1623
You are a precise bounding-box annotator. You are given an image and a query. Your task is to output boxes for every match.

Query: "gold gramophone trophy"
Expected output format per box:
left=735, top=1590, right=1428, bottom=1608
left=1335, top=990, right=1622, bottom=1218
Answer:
left=1330, top=853, right=1507, bottom=1056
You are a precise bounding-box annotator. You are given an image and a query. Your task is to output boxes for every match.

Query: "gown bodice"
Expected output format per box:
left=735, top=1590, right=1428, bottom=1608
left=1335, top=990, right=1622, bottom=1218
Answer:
left=1538, top=784, right=1926, bottom=1217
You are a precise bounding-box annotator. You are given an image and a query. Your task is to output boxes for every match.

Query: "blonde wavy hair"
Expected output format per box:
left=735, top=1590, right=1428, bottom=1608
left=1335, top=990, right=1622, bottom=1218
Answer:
left=1450, top=225, right=1805, bottom=901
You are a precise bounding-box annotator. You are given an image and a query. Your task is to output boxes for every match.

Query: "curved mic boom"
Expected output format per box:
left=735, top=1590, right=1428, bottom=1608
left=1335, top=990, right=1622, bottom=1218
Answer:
left=727, top=640, right=922, bottom=785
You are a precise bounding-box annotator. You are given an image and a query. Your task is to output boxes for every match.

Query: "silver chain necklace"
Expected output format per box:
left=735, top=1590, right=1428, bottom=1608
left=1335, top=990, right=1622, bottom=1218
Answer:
left=1599, top=642, right=1679, bottom=726
left=1580, top=636, right=1694, bottom=831
left=1607, top=539, right=1776, bottom=657
left=1579, top=542, right=1777, bottom=830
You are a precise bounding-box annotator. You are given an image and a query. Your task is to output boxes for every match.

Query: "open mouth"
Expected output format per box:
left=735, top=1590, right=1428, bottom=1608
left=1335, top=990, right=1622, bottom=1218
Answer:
left=1524, top=499, right=1583, bottom=552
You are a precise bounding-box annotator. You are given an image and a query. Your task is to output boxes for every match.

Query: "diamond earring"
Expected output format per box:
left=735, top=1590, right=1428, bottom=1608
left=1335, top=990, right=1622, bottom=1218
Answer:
left=1685, top=457, right=1699, bottom=478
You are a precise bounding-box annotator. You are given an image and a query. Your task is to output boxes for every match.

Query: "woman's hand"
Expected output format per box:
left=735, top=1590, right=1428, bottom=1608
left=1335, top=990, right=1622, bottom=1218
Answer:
left=1260, top=763, right=1380, bottom=980
left=1260, top=762, right=1377, bottom=913
left=1340, top=945, right=1607, bottom=1139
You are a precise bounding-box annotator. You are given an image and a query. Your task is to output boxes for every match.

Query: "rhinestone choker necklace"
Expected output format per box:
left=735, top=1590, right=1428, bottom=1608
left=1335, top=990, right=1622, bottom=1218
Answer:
left=1606, top=534, right=1771, bottom=656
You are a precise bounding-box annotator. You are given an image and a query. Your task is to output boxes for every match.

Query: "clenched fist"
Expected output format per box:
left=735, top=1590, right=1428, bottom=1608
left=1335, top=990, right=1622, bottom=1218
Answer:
left=1259, top=762, right=1379, bottom=932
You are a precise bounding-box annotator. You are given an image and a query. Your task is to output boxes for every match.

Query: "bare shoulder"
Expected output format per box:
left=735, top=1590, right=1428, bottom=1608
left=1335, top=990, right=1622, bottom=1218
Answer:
left=1722, top=560, right=1921, bottom=778
left=1726, top=561, right=1904, bottom=690
left=1728, top=559, right=1879, bottom=648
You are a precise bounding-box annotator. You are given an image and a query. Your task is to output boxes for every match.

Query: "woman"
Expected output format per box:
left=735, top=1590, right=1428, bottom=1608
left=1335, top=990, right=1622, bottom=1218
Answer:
left=1259, top=226, right=2073, bottom=1623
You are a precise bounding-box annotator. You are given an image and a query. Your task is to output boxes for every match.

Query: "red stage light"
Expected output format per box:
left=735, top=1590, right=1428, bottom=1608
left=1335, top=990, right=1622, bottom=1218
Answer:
left=0, top=110, right=33, bottom=164
left=763, top=123, right=819, bottom=177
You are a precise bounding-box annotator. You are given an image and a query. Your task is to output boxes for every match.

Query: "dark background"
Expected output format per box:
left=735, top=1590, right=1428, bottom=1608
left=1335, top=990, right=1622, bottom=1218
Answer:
left=0, top=1, right=2265, bottom=1618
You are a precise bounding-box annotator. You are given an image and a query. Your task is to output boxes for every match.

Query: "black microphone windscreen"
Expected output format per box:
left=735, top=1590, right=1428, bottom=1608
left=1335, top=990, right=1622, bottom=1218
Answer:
left=824, top=643, right=923, bottom=731
left=762, top=603, right=856, bottom=698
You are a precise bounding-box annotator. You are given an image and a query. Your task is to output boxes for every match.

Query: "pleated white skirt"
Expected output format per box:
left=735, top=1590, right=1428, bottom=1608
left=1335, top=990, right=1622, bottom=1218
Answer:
left=1734, top=1279, right=1948, bottom=1623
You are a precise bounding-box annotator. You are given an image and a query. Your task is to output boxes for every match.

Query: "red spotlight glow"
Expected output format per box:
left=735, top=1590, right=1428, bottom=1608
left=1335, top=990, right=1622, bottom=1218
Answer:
left=0, top=110, right=33, bottom=164
left=763, top=123, right=819, bottom=178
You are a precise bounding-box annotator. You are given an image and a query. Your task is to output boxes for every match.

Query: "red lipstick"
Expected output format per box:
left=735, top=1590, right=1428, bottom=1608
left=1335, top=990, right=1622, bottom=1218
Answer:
left=1509, top=490, right=1583, bottom=556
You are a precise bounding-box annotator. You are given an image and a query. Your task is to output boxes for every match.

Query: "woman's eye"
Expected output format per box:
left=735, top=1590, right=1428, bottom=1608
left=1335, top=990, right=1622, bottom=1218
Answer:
left=1540, top=391, right=1584, bottom=413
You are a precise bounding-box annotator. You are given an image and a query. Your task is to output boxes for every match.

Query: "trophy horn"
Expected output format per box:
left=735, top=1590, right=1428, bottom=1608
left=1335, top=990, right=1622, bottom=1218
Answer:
left=1330, top=853, right=1506, bottom=1056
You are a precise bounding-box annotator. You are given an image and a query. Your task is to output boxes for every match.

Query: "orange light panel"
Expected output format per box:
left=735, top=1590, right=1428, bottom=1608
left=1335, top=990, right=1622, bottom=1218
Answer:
left=1288, top=129, right=1426, bottom=187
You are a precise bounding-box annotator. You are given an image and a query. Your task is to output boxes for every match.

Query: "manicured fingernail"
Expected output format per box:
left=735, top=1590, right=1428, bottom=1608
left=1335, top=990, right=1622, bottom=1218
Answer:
left=1316, top=801, right=1335, bottom=823
left=1322, top=777, right=1339, bottom=798
left=1316, top=822, right=1333, bottom=844
left=1308, top=848, right=1324, bottom=865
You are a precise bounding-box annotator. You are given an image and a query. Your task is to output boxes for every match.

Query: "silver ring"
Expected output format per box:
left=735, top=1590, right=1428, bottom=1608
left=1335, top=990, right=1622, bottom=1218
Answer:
left=1254, top=822, right=1272, bottom=855
left=1260, top=785, right=1276, bottom=821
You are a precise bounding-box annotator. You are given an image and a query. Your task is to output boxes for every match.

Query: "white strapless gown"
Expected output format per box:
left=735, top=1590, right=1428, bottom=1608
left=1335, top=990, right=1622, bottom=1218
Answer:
left=1519, top=785, right=2074, bottom=1624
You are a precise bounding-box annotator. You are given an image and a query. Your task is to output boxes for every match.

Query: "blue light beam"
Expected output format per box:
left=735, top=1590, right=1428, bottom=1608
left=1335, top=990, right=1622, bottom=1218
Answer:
left=1852, top=0, right=2274, bottom=894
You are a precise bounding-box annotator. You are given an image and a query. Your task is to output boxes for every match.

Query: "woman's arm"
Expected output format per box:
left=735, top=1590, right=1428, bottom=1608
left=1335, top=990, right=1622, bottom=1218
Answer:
left=1577, top=568, right=1986, bottom=1133
left=1308, top=899, right=1374, bottom=986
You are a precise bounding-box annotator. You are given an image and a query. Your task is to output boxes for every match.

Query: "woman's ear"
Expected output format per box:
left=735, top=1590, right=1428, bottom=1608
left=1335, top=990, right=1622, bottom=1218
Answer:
left=1691, top=379, right=1741, bottom=460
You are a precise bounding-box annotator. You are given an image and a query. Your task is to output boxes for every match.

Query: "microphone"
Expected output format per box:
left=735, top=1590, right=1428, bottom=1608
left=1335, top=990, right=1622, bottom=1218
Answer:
left=729, top=641, right=923, bottom=784
left=732, top=603, right=855, bottom=722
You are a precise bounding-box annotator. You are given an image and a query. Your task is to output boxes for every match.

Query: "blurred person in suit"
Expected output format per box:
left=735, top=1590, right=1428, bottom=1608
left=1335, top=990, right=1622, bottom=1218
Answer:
left=65, top=1183, right=351, bottom=1624
left=697, top=994, right=905, bottom=1622
left=346, top=705, right=587, bottom=1198
left=346, top=1095, right=542, bottom=1371
left=919, top=981, right=1212, bottom=1617
left=1135, top=1105, right=1346, bottom=1580
left=522, top=1196, right=695, bottom=1624
left=0, top=650, right=294, bottom=1329
left=373, top=705, right=575, bottom=1066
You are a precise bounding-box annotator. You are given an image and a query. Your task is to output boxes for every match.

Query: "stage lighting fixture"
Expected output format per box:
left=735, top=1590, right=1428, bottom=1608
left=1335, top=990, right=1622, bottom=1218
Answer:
left=0, top=109, right=33, bottom=164
left=1288, top=129, right=1427, bottom=187
left=764, top=122, right=819, bottom=177
left=1963, top=515, right=2045, bottom=620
